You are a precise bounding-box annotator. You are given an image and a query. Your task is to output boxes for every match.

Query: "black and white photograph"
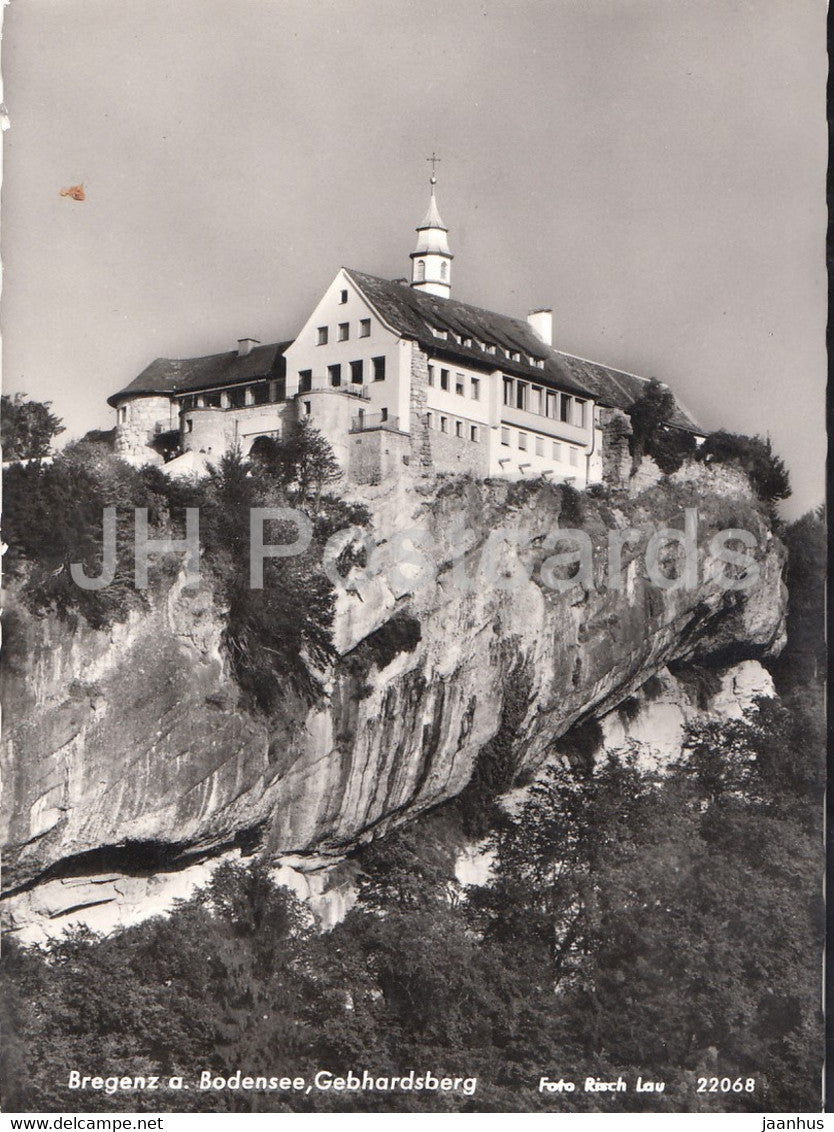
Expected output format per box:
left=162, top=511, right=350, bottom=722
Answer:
left=0, top=0, right=826, bottom=1118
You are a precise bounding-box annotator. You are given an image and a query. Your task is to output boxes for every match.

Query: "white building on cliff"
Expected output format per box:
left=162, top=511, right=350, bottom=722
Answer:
left=108, top=178, right=701, bottom=486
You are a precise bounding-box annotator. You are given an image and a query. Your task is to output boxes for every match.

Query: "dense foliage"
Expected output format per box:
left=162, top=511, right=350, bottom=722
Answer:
left=626, top=379, right=696, bottom=474
left=697, top=430, right=791, bottom=506
left=1, top=393, right=65, bottom=460
left=2, top=423, right=369, bottom=711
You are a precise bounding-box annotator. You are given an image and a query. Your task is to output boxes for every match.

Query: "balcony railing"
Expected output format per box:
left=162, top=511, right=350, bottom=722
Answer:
left=298, top=376, right=370, bottom=400
left=349, top=412, right=401, bottom=433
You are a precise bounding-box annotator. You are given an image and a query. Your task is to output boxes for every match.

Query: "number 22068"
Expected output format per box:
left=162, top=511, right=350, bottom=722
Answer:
left=696, top=1077, right=756, bottom=1093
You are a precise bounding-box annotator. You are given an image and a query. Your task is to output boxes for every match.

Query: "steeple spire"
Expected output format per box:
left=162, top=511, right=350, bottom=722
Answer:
left=410, top=157, right=453, bottom=299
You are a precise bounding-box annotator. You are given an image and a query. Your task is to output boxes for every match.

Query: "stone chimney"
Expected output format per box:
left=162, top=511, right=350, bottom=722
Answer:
left=237, top=337, right=260, bottom=357
left=527, top=309, right=553, bottom=346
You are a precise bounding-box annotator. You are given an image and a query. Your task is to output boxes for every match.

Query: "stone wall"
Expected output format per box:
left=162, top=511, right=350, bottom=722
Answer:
left=348, top=428, right=411, bottom=485
left=114, top=396, right=175, bottom=466
left=425, top=423, right=490, bottom=478
left=599, top=407, right=633, bottom=488
left=409, top=344, right=434, bottom=474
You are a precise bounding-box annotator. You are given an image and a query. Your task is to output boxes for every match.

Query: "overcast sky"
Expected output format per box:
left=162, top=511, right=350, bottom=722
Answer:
left=1, top=0, right=826, bottom=517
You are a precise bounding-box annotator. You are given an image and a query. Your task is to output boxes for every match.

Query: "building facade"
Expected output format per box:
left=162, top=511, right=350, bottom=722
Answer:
left=108, top=183, right=701, bottom=486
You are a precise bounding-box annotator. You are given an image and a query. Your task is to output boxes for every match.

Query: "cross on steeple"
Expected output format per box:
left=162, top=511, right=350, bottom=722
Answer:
left=427, top=152, right=441, bottom=183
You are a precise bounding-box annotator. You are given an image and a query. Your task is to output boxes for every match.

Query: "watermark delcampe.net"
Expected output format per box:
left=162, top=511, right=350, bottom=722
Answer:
left=69, top=505, right=762, bottom=596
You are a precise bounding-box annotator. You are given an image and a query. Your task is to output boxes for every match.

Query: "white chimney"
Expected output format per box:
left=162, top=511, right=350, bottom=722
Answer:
left=237, top=337, right=260, bottom=357
left=527, top=309, right=553, bottom=347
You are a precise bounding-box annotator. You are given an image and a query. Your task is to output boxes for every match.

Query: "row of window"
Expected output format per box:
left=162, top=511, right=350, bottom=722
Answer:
left=298, top=356, right=386, bottom=390
left=317, top=319, right=371, bottom=345
left=425, top=366, right=477, bottom=402
left=428, top=365, right=480, bottom=400
left=429, top=327, right=545, bottom=369
left=426, top=412, right=480, bottom=443
left=178, top=381, right=284, bottom=412
left=500, top=427, right=580, bottom=465
left=503, top=377, right=587, bottom=427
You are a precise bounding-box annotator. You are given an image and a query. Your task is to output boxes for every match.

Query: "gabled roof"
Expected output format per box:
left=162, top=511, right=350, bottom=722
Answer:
left=107, top=342, right=290, bottom=406
left=344, top=268, right=592, bottom=396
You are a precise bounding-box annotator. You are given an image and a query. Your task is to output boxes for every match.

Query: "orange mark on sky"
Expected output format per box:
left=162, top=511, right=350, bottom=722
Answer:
left=59, top=184, right=85, bottom=201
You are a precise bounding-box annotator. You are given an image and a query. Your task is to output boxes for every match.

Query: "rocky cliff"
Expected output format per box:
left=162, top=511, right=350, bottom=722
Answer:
left=1, top=463, right=786, bottom=933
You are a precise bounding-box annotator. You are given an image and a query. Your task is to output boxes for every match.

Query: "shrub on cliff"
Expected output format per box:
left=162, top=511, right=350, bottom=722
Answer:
left=626, top=379, right=698, bottom=474
left=697, top=430, right=791, bottom=505
left=2, top=450, right=167, bottom=628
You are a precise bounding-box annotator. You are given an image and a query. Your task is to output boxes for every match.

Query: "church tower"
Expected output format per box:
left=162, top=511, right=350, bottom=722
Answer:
left=410, top=169, right=453, bottom=299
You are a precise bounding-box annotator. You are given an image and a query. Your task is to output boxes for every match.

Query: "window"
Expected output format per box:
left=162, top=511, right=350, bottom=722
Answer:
left=317, top=326, right=328, bottom=345
left=118, top=406, right=127, bottom=423
left=503, top=377, right=513, bottom=406
left=455, top=376, right=464, bottom=396
left=440, top=369, right=450, bottom=391
left=552, top=441, right=562, bottom=461
left=535, top=437, right=544, bottom=456
left=298, top=369, right=312, bottom=392
left=470, top=424, right=479, bottom=442
left=230, top=388, right=246, bottom=408
left=350, top=360, right=363, bottom=384
left=569, top=447, right=579, bottom=467
left=501, top=428, right=511, bottom=447
left=359, top=318, right=371, bottom=338
left=339, top=289, right=348, bottom=304
left=518, top=432, right=528, bottom=450
left=455, top=420, right=464, bottom=438
left=463, top=337, right=472, bottom=348
left=427, top=412, right=434, bottom=429
left=546, top=391, right=558, bottom=419
left=328, top=363, right=342, bottom=387
left=530, top=386, right=543, bottom=415
left=303, top=400, right=311, bottom=416
left=428, top=365, right=435, bottom=386
left=471, top=378, right=480, bottom=400
left=516, top=381, right=528, bottom=411
left=185, top=419, right=193, bottom=432
left=338, top=322, right=349, bottom=342
left=440, top=416, right=448, bottom=434
left=381, top=408, right=389, bottom=423
left=372, top=356, right=386, bottom=381
left=510, top=351, right=520, bottom=362
left=252, top=384, right=269, bottom=406
left=560, top=394, right=572, bottom=423
left=575, top=399, right=587, bottom=427
left=416, top=259, right=426, bottom=281
left=440, top=261, right=448, bottom=280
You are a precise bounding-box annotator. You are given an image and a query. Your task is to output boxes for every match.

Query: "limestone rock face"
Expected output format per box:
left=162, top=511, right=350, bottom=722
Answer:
left=1, top=467, right=786, bottom=914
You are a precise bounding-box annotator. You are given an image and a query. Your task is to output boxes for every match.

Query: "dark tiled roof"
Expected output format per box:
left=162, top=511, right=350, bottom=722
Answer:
left=345, top=268, right=592, bottom=395
left=345, top=269, right=702, bottom=432
left=107, top=342, right=290, bottom=406
left=550, top=351, right=703, bottom=434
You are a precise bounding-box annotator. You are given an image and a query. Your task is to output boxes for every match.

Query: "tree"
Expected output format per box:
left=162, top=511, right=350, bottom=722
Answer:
left=249, top=420, right=341, bottom=508
left=627, top=379, right=675, bottom=467
left=2, top=393, right=65, bottom=460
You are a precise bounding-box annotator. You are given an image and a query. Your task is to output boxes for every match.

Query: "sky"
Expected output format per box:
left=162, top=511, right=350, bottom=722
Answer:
left=1, top=0, right=827, bottom=517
